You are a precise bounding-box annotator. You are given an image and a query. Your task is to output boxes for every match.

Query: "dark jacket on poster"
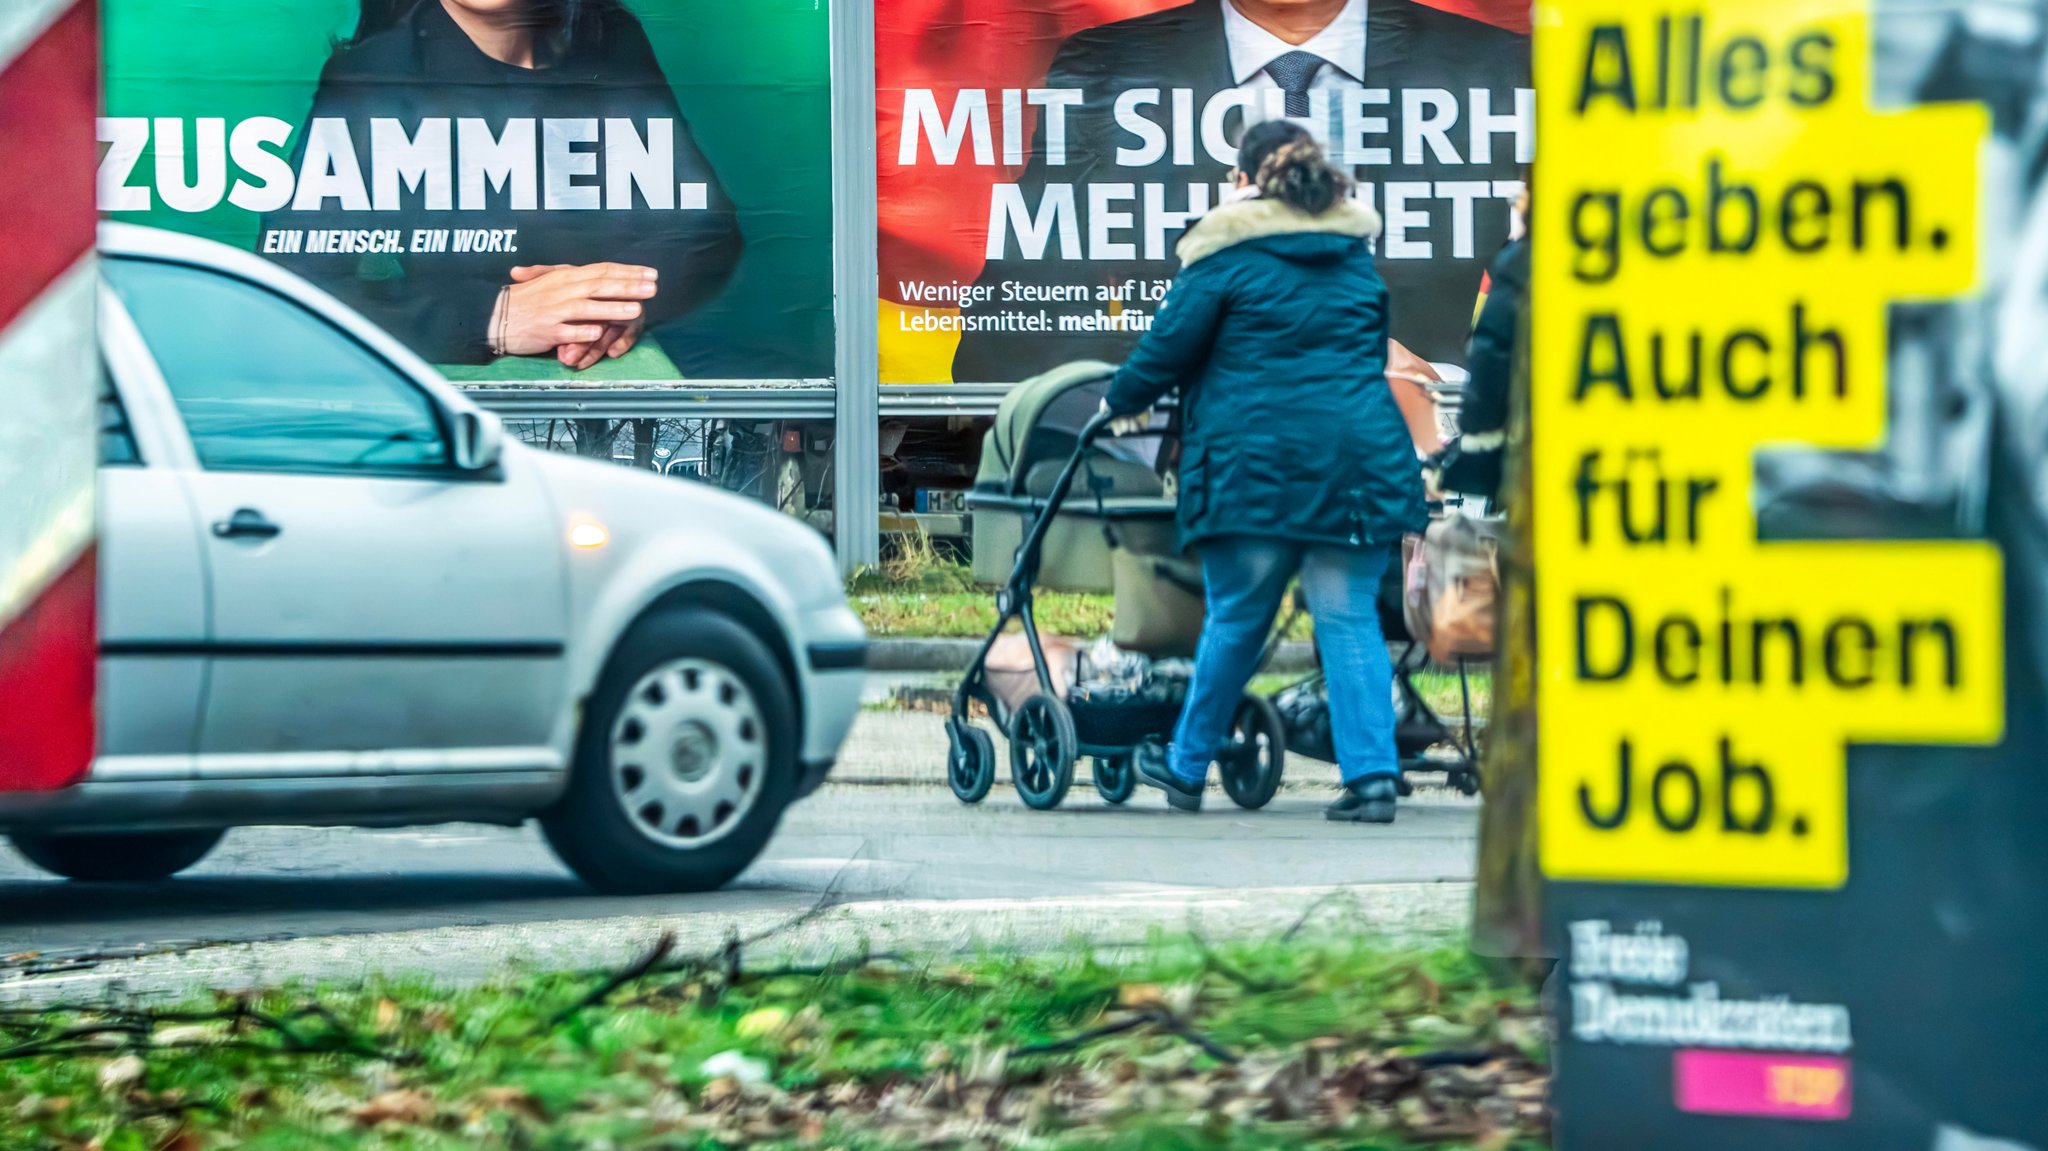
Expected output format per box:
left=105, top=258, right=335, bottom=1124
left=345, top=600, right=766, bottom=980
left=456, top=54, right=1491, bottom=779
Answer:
left=953, top=0, right=1528, bottom=382
left=262, top=0, right=740, bottom=364
left=1438, top=234, right=1526, bottom=503
left=1104, top=196, right=1428, bottom=551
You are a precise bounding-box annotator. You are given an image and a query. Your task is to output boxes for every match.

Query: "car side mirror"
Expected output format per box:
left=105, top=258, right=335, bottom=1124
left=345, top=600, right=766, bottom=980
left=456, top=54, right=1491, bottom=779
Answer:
left=451, top=408, right=505, bottom=473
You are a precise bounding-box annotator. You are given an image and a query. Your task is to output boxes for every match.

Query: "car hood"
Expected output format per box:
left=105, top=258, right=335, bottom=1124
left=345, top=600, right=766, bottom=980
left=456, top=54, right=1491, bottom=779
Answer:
left=517, top=444, right=842, bottom=607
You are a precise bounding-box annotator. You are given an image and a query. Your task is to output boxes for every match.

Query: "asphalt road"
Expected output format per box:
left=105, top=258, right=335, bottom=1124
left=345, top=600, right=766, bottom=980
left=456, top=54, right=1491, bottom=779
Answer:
left=0, top=783, right=1478, bottom=1000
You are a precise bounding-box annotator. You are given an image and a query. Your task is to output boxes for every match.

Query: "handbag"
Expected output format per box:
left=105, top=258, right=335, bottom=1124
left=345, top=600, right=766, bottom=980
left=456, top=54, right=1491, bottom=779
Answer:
left=1403, top=513, right=1499, bottom=665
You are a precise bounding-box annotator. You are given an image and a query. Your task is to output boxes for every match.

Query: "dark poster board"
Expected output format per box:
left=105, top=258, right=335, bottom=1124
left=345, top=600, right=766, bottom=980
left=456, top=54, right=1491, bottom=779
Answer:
left=1532, top=1, right=2048, bottom=1147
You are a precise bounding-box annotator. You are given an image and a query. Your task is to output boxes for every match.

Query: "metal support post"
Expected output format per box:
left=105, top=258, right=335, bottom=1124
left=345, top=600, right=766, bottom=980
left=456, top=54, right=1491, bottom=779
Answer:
left=829, top=0, right=881, bottom=573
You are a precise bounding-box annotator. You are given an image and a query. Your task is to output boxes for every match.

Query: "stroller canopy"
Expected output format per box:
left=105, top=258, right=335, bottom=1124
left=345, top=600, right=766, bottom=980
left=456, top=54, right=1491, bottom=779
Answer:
left=976, top=361, right=1165, bottom=498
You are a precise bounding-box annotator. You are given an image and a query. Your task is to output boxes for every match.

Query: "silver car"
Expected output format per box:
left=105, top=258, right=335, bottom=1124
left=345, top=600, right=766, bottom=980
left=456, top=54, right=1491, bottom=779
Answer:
left=0, top=224, right=866, bottom=893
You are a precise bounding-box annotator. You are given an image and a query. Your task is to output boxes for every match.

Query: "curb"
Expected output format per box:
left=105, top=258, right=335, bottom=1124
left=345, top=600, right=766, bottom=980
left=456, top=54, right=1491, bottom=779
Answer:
left=868, top=638, right=1323, bottom=674
left=0, top=883, right=1473, bottom=1005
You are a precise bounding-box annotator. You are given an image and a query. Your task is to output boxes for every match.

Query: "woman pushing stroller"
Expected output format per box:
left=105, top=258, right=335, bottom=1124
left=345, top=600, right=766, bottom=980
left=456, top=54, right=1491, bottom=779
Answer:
left=1103, top=121, right=1429, bottom=823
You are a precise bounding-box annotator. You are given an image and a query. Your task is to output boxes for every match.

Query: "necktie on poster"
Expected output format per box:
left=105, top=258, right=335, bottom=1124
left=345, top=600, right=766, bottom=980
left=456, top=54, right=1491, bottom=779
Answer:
left=1264, top=50, right=1330, bottom=117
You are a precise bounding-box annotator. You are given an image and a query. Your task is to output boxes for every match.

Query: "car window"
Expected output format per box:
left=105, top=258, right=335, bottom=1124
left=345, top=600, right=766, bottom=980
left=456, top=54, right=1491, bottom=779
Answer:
left=102, top=258, right=449, bottom=477
left=99, top=366, right=141, bottom=467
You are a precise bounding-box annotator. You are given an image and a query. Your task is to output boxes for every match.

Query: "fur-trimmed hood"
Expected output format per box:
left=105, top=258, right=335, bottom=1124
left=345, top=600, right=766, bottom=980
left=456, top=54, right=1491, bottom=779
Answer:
left=1175, top=197, right=1383, bottom=268
left=1104, top=187, right=1424, bottom=552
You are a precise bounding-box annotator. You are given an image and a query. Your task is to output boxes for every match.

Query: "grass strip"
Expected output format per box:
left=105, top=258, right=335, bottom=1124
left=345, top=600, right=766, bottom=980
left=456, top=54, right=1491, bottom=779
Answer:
left=0, top=932, right=1547, bottom=1151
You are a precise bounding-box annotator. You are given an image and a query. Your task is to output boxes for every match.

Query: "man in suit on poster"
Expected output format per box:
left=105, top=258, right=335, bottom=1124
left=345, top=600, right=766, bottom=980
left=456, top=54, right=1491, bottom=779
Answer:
left=950, top=0, right=1528, bottom=383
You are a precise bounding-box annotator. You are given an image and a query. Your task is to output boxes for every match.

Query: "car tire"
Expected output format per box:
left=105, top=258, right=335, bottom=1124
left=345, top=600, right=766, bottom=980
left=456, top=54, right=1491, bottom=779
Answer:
left=542, top=607, right=799, bottom=895
left=9, top=829, right=224, bottom=882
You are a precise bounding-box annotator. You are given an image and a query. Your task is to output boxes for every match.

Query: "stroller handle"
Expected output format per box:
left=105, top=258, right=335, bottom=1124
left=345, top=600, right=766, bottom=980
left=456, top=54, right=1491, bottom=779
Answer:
left=1000, top=404, right=1153, bottom=597
left=1077, top=407, right=1116, bottom=448
left=1083, top=404, right=1174, bottom=446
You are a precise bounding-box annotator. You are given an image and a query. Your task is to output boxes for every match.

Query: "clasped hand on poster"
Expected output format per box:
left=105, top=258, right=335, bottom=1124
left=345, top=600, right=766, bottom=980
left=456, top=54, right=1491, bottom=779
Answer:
left=487, top=262, right=659, bottom=371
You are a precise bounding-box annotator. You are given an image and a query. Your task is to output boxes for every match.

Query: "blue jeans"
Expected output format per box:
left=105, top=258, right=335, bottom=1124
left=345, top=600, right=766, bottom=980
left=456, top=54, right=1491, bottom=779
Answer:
left=1168, top=538, right=1399, bottom=788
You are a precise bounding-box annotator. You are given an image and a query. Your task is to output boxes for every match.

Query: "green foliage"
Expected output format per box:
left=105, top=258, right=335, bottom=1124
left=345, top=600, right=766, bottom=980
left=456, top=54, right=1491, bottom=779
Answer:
left=852, top=587, right=1121, bottom=640
left=847, top=557, right=1315, bottom=644
left=847, top=555, right=1117, bottom=638
left=0, top=933, right=1544, bottom=1151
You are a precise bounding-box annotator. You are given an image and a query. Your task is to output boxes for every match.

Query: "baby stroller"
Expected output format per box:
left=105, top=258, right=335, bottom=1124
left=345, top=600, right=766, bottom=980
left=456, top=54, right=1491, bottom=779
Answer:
left=948, top=364, right=1287, bottom=811
left=1268, top=566, right=1485, bottom=796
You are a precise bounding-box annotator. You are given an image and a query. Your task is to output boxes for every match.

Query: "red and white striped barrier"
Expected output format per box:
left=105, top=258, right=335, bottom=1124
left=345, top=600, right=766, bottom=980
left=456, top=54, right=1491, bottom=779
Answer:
left=0, top=0, right=98, bottom=792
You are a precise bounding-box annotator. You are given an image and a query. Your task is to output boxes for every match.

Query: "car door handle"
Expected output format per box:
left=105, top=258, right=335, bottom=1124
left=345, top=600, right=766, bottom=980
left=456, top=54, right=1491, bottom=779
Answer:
left=211, top=508, right=282, bottom=540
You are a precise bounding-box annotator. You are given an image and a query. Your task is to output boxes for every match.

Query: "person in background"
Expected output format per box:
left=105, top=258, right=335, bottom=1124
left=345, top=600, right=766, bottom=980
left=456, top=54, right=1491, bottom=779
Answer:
left=1434, top=180, right=1529, bottom=505
left=1103, top=120, right=1428, bottom=822
left=266, top=0, right=741, bottom=369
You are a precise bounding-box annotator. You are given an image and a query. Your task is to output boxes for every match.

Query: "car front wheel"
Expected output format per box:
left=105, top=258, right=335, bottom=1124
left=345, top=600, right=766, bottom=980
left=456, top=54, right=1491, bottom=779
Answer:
left=9, top=829, right=224, bottom=882
left=542, top=607, right=799, bottom=895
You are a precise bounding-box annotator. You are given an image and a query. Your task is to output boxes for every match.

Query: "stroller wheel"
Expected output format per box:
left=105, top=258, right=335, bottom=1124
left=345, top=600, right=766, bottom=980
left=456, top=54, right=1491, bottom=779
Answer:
left=1454, top=767, right=1481, bottom=797
left=1219, top=694, right=1287, bottom=811
left=1093, top=756, right=1136, bottom=805
left=948, top=722, right=997, bottom=805
left=1009, top=693, right=1077, bottom=811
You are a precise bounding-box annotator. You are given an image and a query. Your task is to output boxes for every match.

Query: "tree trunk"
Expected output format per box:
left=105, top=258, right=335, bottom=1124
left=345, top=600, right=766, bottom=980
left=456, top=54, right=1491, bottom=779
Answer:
left=632, top=419, right=657, bottom=469
left=1471, top=311, right=1549, bottom=971
left=569, top=419, right=619, bottom=459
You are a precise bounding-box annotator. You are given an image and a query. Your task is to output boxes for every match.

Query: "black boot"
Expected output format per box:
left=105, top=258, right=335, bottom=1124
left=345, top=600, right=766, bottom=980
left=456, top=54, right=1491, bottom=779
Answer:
left=1134, top=740, right=1203, bottom=812
left=1325, top=775, right=1398, bottom=824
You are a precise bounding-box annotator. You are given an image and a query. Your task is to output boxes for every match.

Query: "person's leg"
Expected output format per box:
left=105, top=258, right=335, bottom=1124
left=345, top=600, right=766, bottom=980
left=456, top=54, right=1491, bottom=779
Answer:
left=1299, top=545, right=1401, bottom=820
left=1142, top=537, right=1300, bottom=807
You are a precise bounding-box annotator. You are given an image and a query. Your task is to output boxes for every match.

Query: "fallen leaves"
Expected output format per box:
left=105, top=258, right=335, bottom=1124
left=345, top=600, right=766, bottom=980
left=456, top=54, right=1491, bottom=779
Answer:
left=153, top=1127, right=205, bottom=1151
left=698, top=1050, right=772, bottom=1087
left=96, top=1055, right=147, bottom=1097
left=737, top=1006, right=792, bottom=1039
left=354, top=1087, right=435, bottom=1128
left=782, top=1040, right=1540, bottom=1147
left=372, top=998, right=402, bottom=1036
left=1116, top=982, right=1167, bottom=1009
left=473, top=1085, right=547, bottom=1123
left=1, top=934, right=1550, bottom=1150
left=14, top=1092, right=73, bottom=1121
left=149, top=1025, right=226, bottom=1049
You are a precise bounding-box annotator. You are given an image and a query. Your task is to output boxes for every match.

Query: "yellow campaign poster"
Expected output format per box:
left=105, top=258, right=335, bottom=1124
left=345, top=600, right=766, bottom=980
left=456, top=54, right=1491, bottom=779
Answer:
left=1532, top=0, right=2003, bottom=888
left=1531, top=1, right=2048, bottom=1142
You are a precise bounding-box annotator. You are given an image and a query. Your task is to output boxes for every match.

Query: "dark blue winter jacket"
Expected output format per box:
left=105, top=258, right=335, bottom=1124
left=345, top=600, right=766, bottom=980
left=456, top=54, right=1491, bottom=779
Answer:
left=1105, top=197, right=1429, bottom=552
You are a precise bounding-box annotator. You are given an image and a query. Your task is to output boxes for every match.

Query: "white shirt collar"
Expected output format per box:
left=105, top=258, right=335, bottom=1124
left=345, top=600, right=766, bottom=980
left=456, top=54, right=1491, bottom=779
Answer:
left=1220, top=0, right=1368, bottom=86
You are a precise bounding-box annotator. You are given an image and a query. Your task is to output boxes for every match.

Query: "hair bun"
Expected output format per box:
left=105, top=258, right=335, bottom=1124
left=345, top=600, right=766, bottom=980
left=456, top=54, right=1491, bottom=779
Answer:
left=1255, top=138, right=1349, bottom=215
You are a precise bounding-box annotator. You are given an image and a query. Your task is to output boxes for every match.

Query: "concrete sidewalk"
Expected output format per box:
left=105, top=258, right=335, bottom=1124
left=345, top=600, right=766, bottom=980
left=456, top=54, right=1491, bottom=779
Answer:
left=0, top=783, right=1479, bottom=1002
left=0, top=673, right=1479, bottom=1003
left=0, top=881, right=1473, bottom=1005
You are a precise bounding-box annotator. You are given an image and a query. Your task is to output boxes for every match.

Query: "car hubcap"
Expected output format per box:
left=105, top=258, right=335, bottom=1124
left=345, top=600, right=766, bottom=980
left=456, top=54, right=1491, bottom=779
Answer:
left=610, top=658, right=765, bottom=849
left=671, top=721, right=718, bottom=783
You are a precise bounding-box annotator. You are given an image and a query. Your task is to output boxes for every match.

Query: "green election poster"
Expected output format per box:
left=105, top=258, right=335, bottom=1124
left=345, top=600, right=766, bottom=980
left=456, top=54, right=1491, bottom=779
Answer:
left=100, top=0, right=834, bottom=382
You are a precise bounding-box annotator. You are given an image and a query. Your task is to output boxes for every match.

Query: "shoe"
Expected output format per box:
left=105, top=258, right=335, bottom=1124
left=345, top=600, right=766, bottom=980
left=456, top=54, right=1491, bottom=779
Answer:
left=1134, top=740, right=1203, bottom=812
left=1325, top=776, right=1398, bottom=824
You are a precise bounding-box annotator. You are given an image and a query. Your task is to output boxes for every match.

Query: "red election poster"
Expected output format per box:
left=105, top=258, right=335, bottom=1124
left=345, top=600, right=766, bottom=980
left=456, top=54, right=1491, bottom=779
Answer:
left=877, top=0, right=1532, bottom=384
